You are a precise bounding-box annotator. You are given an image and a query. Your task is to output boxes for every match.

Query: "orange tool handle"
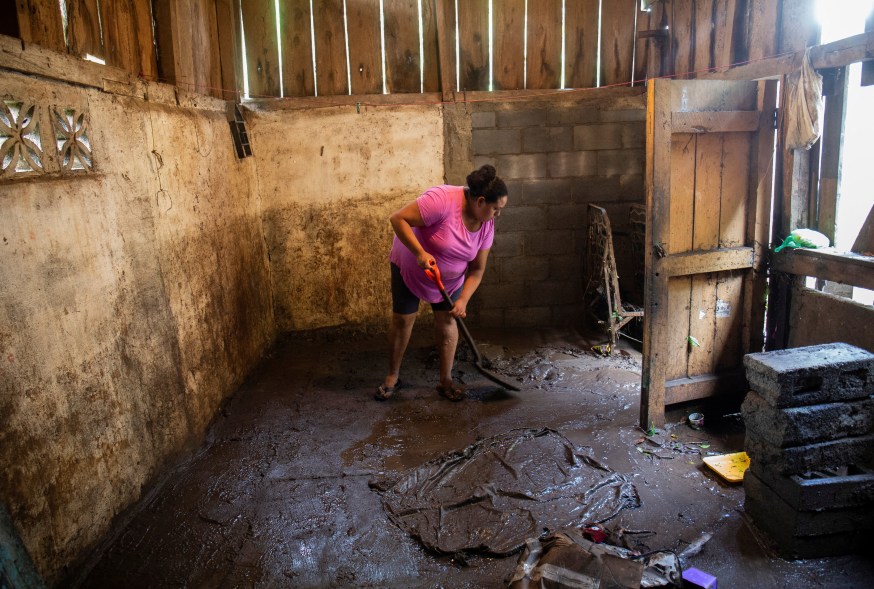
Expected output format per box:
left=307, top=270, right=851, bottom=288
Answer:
left=423, top=260, right=446, bottom=292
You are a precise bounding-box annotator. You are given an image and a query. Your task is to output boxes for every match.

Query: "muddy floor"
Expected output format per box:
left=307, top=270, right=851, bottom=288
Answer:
left=78, top=327, right=874, bottom=588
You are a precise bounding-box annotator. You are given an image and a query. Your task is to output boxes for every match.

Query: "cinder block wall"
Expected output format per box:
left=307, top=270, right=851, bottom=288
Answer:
left=446, top=88, right=647, bottom=329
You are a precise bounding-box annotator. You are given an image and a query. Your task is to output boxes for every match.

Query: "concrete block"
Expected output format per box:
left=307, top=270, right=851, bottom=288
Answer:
left=744, top=470, right=874, bottom=536
left=576, top=176, right=622, bottom=201
left=551, top=304, right=585, bottom=327
left=524, top=230, right=575, bottom=256
left=473, top=155, right=496, bottom=170
left=496, top=205, right=548, bottom=232
left=546, top=205, right=585, bottom=230
left=574, top=124, right=623, bottom=150
left=743, top=343, right=874, bottom=408
left=475, top=282, right=527, bottom=309
left=470, top=307, right=505, bottom=328
left=495, top=153, right=549, bottom=179
left=598, top=109, right=646, bottom=123
left=525, top=280, right=581, bottom=306
left=520, top=178, right=576, bottom=205
left=504, top=180, right=525, bottom=202
left=471, top=111, right=496, bottom=128
left=620, top=122, right=646, bottom=148
left=547, top=107, right=603, bottom=126
left=745, top=494, right=870, bottom=558
left=491, top=231, right=524, bottom=258
left=472, top=129, right=521, bottom=155
left=549, top=255, right=582, bottom=280
left=497, top=109, right=548, bottom=128
left=748, top=462, right=874, bottom=510
left=619, top=174, right=644, bottom=199
left=742, top=391, right=874, bottom=447
left=548, top=151, right=598, bottom=177
left=506, top=306, right=553, bottom=328
left=522, top=127, right=574, bottom=153
left=745, top=434, right=874, bottom=475
left=597, top=149, right=645, bottom=176
left=500, top=256, right=550, bottom=283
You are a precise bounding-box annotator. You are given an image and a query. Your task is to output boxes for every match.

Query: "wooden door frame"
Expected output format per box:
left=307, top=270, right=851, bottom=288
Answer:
left=640, top=78, right=778, bottom=428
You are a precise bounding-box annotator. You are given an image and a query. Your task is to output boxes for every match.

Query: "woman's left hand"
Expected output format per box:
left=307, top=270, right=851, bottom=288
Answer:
left=450, top=298, right=469, bottom=319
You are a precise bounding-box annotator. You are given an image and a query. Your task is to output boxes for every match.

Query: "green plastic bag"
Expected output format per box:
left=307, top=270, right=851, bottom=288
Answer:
left=774, top=228, right=830, bottom=253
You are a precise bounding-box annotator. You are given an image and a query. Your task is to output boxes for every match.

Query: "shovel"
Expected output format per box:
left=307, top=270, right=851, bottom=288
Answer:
left=424, top=261, right=521, bottom=391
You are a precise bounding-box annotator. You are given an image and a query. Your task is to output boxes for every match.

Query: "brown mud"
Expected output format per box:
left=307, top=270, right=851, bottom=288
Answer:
left=79, top=327, right=874, bottom=588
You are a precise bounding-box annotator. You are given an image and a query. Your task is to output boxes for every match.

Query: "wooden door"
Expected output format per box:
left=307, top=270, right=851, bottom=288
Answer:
left=641, top=79, right=777, bottom=428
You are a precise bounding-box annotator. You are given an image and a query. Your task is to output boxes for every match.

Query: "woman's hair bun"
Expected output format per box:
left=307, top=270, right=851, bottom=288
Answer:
left=466, top=164, right=507, bottom=203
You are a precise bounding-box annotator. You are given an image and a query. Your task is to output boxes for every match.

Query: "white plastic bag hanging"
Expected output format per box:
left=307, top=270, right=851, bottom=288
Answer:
left=785, top=48, right=823, bottom=150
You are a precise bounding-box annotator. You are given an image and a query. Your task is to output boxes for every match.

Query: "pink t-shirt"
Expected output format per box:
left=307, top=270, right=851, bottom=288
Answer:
left=390, top=185, right=495, bottom=303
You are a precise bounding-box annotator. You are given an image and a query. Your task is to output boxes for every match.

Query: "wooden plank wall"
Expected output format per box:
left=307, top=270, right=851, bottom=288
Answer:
left=4, top=1, right=821, bottom=101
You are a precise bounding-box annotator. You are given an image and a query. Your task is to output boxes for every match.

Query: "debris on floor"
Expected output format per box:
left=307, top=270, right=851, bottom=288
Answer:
left=371, top=428, right=640, bottom=556
left=507, top=527, right=682, bottom=588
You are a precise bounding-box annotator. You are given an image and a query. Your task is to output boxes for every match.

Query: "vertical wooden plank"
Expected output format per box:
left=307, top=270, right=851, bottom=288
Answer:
left=526, top=0, right=561, bottom=89
left=565, top=0, right=599, bottom=89
left=313, top=0, right=348, bottom=96
left=687, top=133, right=723, bottom=377
left=600, top=0, right=636, bottom=87
left=345, top=0, right=381, bottom=95
left=457, top=0, right=488, bottom=91
left=67, top=0, right=104, bottom=59
left=745, top=80, right=777, bottom=354
left=666, top=133, right=695, bottom=382
left=14, top=0, right=66, bottom=51
left=196, top=0, right=224, bottom=97
left=779, top=0, right=819, bottom=53
left=217, top=0, right=244, bottom=100
left=420, top=0, right=439, bottom=92
left=280, top=0, right=315, bottom=97
left=102, top=0, right=157, bottom=78
left=711, top=0, right=738, bottom=71
left=641, top=78, right=673, bottom=428
left=713, top=132, right=749, bottom=371
left=492, top=0, right=524, bottom=90
left=746, top=0, right=777, bottom=61
left=384, top=0, right=425, bottom=93
left=152, top=0, right=177, bottom=82
left=670, top=0, right=693, bottom=80
left=863, top=9, right=874, bottom=86
left=243, top=0, right=280, bottom=97
left=434, top=0, right=454, bottom=98
left=818, top=67, right=848, bottom=245
left=692, top=0, right=714, bottom=74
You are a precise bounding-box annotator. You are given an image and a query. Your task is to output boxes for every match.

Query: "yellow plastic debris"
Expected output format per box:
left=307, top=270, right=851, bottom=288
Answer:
left=702, top=451, right=749, bottom=484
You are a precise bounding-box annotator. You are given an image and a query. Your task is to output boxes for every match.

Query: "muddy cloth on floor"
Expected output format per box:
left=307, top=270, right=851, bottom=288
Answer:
left=508, top=528, right=681, bottom=588
left=371, top=428, right=640, bottom=556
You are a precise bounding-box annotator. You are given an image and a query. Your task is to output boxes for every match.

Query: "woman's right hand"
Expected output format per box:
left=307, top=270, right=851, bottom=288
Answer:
left=417, top=252, right=436, bottom=270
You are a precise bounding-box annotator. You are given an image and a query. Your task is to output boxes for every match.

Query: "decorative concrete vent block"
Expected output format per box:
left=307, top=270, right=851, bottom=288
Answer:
left=742, top=343, right=874, bottom=558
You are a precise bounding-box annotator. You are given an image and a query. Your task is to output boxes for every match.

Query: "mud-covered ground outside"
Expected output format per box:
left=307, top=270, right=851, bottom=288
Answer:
left=79, top=327, right=874, bottom=588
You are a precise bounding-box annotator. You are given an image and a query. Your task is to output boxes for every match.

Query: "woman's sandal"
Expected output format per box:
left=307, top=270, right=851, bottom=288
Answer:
left=374, top=380, right=403, bottom=401
left=437, top=383, right=465, bottom=402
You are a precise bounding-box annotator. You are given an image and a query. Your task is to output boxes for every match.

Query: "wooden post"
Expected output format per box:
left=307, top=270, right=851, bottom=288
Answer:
left=817, top=66, right=848, bottom=246
left=14, top=0, right=66, bottom=52
left=434, top=0, right=454, bottom=100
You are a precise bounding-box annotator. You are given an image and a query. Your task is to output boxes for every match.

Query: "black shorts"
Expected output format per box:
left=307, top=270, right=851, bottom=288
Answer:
left=391, top=263, right=461, bottom=315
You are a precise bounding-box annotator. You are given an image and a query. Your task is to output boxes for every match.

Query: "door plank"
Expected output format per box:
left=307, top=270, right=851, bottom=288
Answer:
left=687, top=133, right=723, bottom=377
left=641, top=78, right=674, bottom=428
left=659, top=247, right=754, bottom=277
left=670, top=0, right=693, bottom=79
left=420, top=0, right=439, bottom=92
left=16, top=0, right=66, bottom=52
left=671, top=111, right=759, bottom=133
left=243, top=0, right=280, bottom=97
left=665, top=372, right=746, bottom=404
left=67, top=0, right=104, bottom=59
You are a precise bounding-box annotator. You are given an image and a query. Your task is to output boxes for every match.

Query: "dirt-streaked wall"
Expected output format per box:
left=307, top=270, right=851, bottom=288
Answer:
left=249, top=104, right=445, bottom=331
left=789, top=285, right=874, bottom=353
left=0, top=70, right=274, bottom=584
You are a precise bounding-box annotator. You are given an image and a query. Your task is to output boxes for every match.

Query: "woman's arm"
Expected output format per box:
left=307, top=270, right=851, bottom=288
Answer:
left=452, top=248, right=491, bottom=318
left=390, top=201, right=435, bottom=269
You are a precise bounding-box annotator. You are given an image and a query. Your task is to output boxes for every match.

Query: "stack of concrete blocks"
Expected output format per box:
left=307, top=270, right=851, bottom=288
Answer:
left=741, top=343, right=874, bottom=558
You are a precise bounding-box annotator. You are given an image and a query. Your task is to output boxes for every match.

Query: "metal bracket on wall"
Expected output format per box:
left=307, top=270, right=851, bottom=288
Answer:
left=226, top=103, right=252, bottom=159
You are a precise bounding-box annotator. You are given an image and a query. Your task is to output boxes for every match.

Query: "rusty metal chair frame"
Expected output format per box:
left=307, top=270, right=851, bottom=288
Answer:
left=584, top=204, right=644, bottom=349
left=629, top=203, right=647, bottom=303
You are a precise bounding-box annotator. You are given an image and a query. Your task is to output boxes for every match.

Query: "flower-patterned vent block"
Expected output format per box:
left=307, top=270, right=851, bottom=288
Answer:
left=0, top=100, right=44, bottom=179
left=53, top=107, right=92, bottom=173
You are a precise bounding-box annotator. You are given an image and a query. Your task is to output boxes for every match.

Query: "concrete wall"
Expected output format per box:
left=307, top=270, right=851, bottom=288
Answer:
left=446, top=89, right=647, bottom=328
left=250, top=104, right=445, bottom=331
left=789, top=285, right=874, bottom=353
left=0, top=70, right=274, bottom=584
